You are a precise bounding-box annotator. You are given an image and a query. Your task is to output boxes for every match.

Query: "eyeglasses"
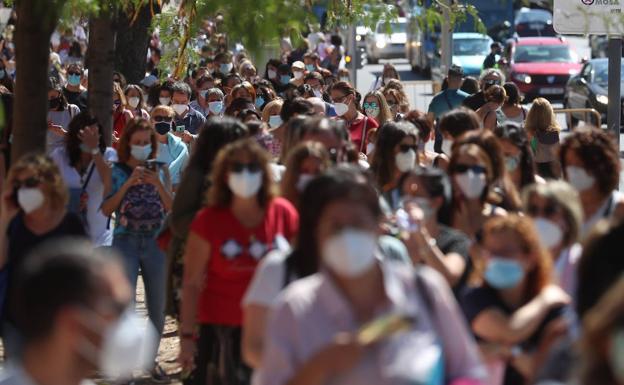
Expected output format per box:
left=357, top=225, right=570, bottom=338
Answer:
left=13, top=176, right=41, bottom=190
left=153, top=116, right=173, bottom=123
left=527, top=202, right=559, bottom=217
left=399, top=144, right=417, bottom=153
left=452, top=164, right=487, bottom=174
left=231, top=162, right=261, bottom=173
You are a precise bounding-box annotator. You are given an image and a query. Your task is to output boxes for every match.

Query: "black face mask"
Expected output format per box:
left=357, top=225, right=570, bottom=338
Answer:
left=49, top=97, right=61, bottom=110
left=155, top=121, right=172, bottom=135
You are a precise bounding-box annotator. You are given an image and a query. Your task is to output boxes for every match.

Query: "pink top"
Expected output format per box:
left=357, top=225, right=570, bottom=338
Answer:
left=254, top=263, right=486, bottom=385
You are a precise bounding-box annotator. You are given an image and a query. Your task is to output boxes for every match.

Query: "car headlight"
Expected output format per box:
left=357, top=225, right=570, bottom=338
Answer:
left=376, top=40, right=387, bottom=49
left=356, top=35, right=362, bottom=42
left=596, top=94, right=609, bottom=105
left=514, top=73, right=532, bottom=84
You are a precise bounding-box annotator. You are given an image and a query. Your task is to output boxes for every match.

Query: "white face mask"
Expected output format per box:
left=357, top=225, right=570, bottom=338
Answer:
left=455, top=170, right=486, bottom=199
left=441, top=138, right=453, bottom=155
left=77, top=308, right=157, bottom=379
left=130, top=144, right=152, bottom=161
left=293, top=71, right=304, bottom=80
left=395, top=149, right=416, bottom=173
left=128, top=97, right=140, bottom=109
left=340, top=77, right=350, bottom=83
left=17, top=188, right=45, bottom=214
left=208, top=101, right=223, bottom=115
left=172, top=103, right=188, bottom=116
left=296, top=173, right=315, bottom=192
left=566, top=166, right=595, bottom=192
left=533, top=217, right=564, bottom=249
left=228, top=170, right=263, bottom=198
left=322, top=228, right=378, bottom=278
left=268, top=115, right=283, bottom=128
left=313, top=89, right=323, bottom=98
left=334, top=102, right=349, bottom=117
left=158, top=97, right=171, bottom=106
left=268, top=69, right=277, bottom=79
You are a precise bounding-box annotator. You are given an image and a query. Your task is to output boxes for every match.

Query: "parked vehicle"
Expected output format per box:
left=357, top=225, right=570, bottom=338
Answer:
left=501, top=37, right=582, bottom=102
left=514, top=7, right=556, bottom=37
left=366, top=18, right=407, bottom=64
left=564, top=58, right=624, bottom=129
left=452, top=33, right=493, bottom=77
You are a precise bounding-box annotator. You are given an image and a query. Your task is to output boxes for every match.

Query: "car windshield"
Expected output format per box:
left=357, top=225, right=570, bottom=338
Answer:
left=453, top=38, right=490, bottom=56
left=514, top=45, right=574, bottom=63
left=516, top=10, right=552, bottom=24
left=593, top=63, right=624, bottom=84
left=376, top=22, right=406, bottom=34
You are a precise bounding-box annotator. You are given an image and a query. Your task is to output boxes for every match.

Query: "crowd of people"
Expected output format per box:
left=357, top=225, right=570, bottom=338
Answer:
left=0, top=17, right=623, bottom=385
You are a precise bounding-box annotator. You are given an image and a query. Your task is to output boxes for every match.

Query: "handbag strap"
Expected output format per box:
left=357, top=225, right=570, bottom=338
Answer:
left=360, top=117, right=369, bottom=153
left=81, top=163, right=96, bottom=192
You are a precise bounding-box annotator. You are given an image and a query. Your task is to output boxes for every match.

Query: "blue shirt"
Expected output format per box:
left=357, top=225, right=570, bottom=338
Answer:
left=156, top=133, right=189, bottom=186
left=427, top=89, right=469, bottom=119
left=174, top=107, right=206, bottom=135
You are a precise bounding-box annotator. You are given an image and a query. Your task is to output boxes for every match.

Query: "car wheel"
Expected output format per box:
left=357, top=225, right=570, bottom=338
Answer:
left=564, top=100, right=579, bottom=130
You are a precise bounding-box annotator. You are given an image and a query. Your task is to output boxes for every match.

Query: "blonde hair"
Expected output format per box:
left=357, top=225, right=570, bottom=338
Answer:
left=150, top=105, right=175, bottom=118
left=280, top=141, right=330, bottom=206
left=525, top=97, right=560, bottom=134
left=261, top=99, right=284, bottom=122
left=7, top=153, right=68, bottom=211
left=363, top=91, right=393, bottom=126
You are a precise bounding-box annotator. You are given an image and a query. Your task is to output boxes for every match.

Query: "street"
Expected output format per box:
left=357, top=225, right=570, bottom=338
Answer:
left=355, top=36, right=624, bottom=191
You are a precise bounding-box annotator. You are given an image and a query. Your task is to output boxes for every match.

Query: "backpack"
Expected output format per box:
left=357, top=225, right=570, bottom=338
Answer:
left=115, top=163, right=165, bottom=234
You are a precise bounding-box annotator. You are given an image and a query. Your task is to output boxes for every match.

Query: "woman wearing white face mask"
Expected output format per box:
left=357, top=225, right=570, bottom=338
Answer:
left=254, top=164, right=486, bottom=385
left=0, top=154, right=87, bottom=357
left=559, top=127, right=624, bottom=237
left=280, top=141, right=330, bottom=207
left=371, top=121, right=419, bottom=210
left=101, top=118, right=173, bottom=382
left=449, top=143, right=507, bottom=240
left=522, top=181, right=583, bottom=298
left=329, top=81, right=379, bottom=155
left=124, top=84, right=150, bottom=120
left=178, top=138, right=299, bottom=384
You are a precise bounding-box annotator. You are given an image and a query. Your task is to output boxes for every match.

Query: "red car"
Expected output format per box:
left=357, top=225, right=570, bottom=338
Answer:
left=502, top=37, right=582, bottom=101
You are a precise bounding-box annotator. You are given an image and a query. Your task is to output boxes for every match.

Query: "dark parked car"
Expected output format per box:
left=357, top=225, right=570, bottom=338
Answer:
left=564, top=58, right=624, bottom=129
left=514, top=8, right=556, bottom=37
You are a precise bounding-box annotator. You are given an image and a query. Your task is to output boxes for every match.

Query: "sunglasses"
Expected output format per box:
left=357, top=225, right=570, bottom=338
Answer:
left=399, top=144, right=417, bottom=153
left=527, top=202, right=559, bottom=217
left=452, top=164, right=486, bottom=174
left=13, top=176, right=41, bottom=189
left=363, top=102, right=378, bottom=109
left=231, top=162, right=261, bottom=173
left=153, top=116, right=173, bottom=123
left=68, top=72, right=81, bottom=76
left=484, top=79, right=501, bottom=87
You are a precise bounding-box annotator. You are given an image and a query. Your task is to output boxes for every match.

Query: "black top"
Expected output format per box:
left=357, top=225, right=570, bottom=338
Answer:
left=2, top=212, right=87, bottom=320
left=63, top=87, right=89, bottom=113
left=461, top=285, right=566, bottom=385
left=483, top=53, right=498, bottom=70
left=462, top=91, right=486, bottom=111
left=436, top=225, right=471, bottom=296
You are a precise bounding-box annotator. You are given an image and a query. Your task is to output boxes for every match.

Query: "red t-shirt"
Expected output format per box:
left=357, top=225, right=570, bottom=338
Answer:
left=190, top=197, right=299, bottom=325
left=348, top=115, right=378, bottom=153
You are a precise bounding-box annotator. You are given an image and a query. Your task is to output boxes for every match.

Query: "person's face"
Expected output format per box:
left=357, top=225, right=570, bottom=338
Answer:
left=316, top=200, right=379, bottom=254
left=234, top=88, right=252, bottom=102
left=563, top=148, right=586, bottom=169
left=48, top=90, right=61, bottom=101
left=526, top=194, right=568, bottom=234
left=159, top=90, right=171, bottom=99
left=482, top=229, right=534, bottom=277
left=385, top=94, right=398, bottom=113
left=198, top=81, right=214, bottom=93
left=481, top=74, right=502, bottom=91
left=306, top=78, right=323, bottom=91
left=172, top=92, right=189, bottom=105
left=304, top=57, right=314, bottom=66
left=453, top=151, right=486, bottom=174
left=394, top=136, right=416, bottom=157
left=226, top=78, right=242, bottom=91
left=330, top=91, right=353, bottom=108
left=129, top=129, right=151, bottom=147
left=126, top=88, right=140, bottom=99
left=228, top=150, right=263, bottom=181
left=400, top=175, right=442, bottom=215
left=242, top=68, right=256, bottom=80
left=302, top=132, right=342, bottom=157
left=207, top=94, right=223, bottom=103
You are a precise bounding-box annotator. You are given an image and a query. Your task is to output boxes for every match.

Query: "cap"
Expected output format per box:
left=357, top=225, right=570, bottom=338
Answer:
left=491, top=42, right=503, bottom=50
left=292, top=61, right=305, bottom=71
left=141, top=74, right=158, bottom=88
left=448, top=65, right=464, bottom=78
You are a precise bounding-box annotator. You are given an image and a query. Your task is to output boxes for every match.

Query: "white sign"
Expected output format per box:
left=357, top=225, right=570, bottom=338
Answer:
left=554, top=0, right=624, bottom=35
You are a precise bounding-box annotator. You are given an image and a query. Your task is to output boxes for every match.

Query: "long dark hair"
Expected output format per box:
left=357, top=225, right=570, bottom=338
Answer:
left=370, top=121, right=418, bottom=188
left=189, top=117, right=249, bottom=174
left=66, top=112, right=106, bottom=169
left=494, top=122, right=536, bottom=189
left=287, top=165, right=382, bottom=279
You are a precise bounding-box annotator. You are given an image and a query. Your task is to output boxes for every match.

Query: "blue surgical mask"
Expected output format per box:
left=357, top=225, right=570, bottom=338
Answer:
left=68, top=74, right=81, bottom=86
left=255, top=96, right=265, bottom=109
left=280, top=75, right=291, bottom=85
left=484, top=257, right=525, bottom=290
left=268, top=115, right=283, bottom=128
left=130, top=144, right=152, bottom=161
left=305, top=64, right=315, bottom=72
left=0, top=69, right=6, bottom=79
left=220, top=63, right=233, bottom=74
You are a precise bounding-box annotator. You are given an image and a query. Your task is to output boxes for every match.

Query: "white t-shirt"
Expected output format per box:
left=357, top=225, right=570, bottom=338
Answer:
left=51, top=146, right=118, bottom=246
left=47, top=104, right=80, bottom=154
left=243, top=250, right=293, bottom=307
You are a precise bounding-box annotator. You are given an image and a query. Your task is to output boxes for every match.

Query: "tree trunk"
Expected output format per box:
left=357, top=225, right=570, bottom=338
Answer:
left=87, top=9, right=116, bottom=146
left=12, top=0, right=65, bottom=163
left=114, top=5, right=152, bottom=85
